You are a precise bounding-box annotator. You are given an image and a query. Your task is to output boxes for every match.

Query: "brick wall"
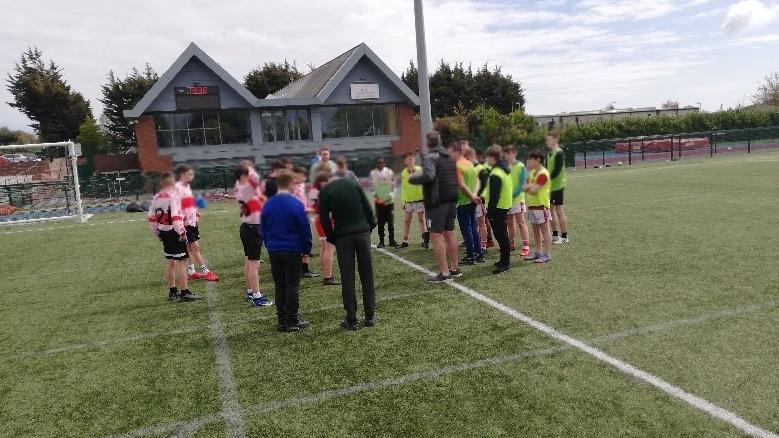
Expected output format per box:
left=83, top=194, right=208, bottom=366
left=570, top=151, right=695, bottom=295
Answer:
left=391, top=103, right=421, bottom=157
left=93, top=154, right=140, bottom=173
left=134, top=116, right=173, bottom=172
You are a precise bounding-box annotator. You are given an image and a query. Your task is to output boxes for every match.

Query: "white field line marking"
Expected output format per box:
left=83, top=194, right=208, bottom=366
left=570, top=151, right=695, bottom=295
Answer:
left=375, top=248, right=778, bottom=438
left=0, top=210, right=230, bottom=235
left=107, top=297, right=779, bottom=438
left=205, top=282, right=245, bottom=438
left=9, top=289, right=446, bottom=359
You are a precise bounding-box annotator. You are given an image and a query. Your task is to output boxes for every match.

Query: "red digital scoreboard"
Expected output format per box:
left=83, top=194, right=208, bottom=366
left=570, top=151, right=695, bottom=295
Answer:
left=174, top=85, right=220, bottom=110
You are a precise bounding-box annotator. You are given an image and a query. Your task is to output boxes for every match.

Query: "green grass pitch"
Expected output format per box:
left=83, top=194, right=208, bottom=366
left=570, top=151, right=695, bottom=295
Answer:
left=1, top=151, right=778, bottom=437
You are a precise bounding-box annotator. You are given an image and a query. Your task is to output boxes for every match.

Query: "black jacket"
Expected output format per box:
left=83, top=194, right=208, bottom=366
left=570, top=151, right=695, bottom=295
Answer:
left=409, top=146, right=459, bottom=208
left=318, top=178, right=377, bottom=244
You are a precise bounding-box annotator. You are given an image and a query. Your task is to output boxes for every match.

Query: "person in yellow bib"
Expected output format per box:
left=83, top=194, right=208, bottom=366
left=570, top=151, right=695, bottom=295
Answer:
left=502, top=145, right=531, bottom=257
left=484, top=145, right=513, bottom=273
left=449, top=141, right=483, bottom=265
left=547, top=131, right=569, bottom=244
left=399, top=153, right=429, bottom=249
left=523, top=149, right=553, bottom=264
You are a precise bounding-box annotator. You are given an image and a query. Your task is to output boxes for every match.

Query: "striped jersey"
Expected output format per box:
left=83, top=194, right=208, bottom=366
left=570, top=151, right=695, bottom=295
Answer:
left=175, top=181, right=199, bottom=227
left=234, top=181, right=263, bottom=224
left=147, top=187, right=185, bottom=235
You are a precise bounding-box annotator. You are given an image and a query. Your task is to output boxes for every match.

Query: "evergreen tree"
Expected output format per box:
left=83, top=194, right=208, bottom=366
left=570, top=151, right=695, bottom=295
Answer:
left=243, top=61, right=302, bottom=98
left=6, top=47, right=92, bottom=142
left=99, top=65, right=158, bottom=152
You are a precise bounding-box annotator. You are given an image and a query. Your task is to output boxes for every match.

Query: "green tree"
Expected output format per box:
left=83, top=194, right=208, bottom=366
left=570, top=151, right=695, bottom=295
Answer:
left=5, top=47, right=92, bottom=142
left=0, top=127, right=38, bottom=146
left=243, top=61, right=302, bottom=98
left=76, top=116, right=106, bottom=173
left=99, top=65, right=158, bottom=152
left=402, top=61, right=525, bottom=119
left=753, top=72, right=779, bottom=107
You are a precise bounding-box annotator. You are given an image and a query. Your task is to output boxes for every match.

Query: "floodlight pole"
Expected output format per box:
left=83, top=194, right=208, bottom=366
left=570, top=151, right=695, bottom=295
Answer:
left=414, top=0, right=433, bottom=153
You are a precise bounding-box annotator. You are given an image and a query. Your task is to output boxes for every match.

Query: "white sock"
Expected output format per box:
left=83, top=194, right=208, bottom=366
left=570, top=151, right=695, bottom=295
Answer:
left=246, top=288, right=252, bottom=295
left=201, top=265, right=209, bottom=274
left=251, top=291, right=262, bottom=298
left=187, top=264, right=196, bottom=275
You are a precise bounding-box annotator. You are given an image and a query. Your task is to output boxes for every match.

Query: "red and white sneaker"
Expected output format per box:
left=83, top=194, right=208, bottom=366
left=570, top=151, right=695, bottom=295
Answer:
left=203, top=271, right=219, bottom=281
left=188, top=272, right=205, bottom=280
left=520, top=246, right=531, bottom=258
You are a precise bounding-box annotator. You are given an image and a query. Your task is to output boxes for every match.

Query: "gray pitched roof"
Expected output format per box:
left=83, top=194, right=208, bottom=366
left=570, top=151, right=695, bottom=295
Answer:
left=123, top=42, right=257, bottom=118
left=267, top=45, right=360, bottom=99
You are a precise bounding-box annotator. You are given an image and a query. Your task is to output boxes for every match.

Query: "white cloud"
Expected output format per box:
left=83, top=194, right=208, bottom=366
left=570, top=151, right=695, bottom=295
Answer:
left=722, top=0, right=779, bottom=34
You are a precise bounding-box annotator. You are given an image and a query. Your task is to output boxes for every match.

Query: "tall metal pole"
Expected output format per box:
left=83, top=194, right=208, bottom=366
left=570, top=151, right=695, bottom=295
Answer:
left=414, top=0, right=433, bottom=153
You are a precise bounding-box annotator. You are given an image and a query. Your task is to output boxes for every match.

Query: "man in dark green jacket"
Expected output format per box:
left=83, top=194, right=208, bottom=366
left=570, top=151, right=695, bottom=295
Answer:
left=319, top=173, right=377, bottom=331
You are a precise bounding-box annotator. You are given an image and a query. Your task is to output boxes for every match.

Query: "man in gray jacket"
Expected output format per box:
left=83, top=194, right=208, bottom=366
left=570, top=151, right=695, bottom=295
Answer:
left=409, top=131, right=462, bottom=283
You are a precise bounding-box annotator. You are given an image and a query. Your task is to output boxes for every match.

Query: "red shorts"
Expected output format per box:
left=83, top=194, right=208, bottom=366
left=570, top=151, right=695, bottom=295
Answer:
left=315, top=217, right=334, bottom=239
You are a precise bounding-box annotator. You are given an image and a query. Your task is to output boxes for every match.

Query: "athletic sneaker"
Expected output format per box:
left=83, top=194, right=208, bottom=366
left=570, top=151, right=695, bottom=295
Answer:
left=524, top=252, right=540, bottom=261
left=323, top=277, right=341, bottom=286
left=377, top=242, right=386, bottom=249
left=551, top=235, right=562, bottom=244
left=168, top=290, right=180, bottom=301
left=427, top=273, right=451, bottom=283
left=534, top=254, right=552, bottom=264
left=302, top=271, right=320, bottom=279
left=203, top=271, right=219, bottom=281
left=492, top=264, right=511, bottom=274
left=245, top=291, right=254, bottom=302
left=399, top=242, right=409, bottom=248
left=474, top=255, right=487, bottom=263
left=364, top=316, right=376, bottom=327
left=388, top=241, right=399, bottom=248
left=251, top=295, right=274, bottom=307
left=460, top=257, right=475, bottom=266
left=187, top=272, right=205, bottom=281
left=554, top=237, right=569, bottom=244
left=449, top=269, right=464, bottom=278
left=340, top=320, right=361, bottom=331
left=520, top=246, right=531, bottom=257
left=179, top=291, right=201, bottom=302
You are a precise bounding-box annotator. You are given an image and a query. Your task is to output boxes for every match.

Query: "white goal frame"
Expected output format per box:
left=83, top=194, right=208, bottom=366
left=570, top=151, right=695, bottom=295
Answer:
left=0, top=141, right=92, bottom=225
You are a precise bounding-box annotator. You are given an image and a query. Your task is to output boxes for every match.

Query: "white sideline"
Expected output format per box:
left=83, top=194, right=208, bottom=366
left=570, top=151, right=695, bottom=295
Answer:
left=10, top=289, right=448, bottom=359
left=205, top=282, right=245, bottom=438
left=375, top=248, right=778, bottom=438
left=0, top=210, right=230, bottom=235
left=106, top=296, right=779, bottom=438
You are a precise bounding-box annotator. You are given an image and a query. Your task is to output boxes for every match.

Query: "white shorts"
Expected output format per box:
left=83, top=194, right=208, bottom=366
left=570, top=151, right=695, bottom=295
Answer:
left=475, top=203, right=487, bottom=218
left=404, top=201, right=425, bottom=214
left=509, top=202, right=526, bottom=215
left=528, top=208, right=552, bottom=225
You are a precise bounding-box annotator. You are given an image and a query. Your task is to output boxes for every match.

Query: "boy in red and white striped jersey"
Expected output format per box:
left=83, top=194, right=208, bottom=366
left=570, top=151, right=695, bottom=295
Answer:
left=235, top=163, right=273, bottom=307
left=292, top=166, right=320, bottom=279
left=174, top=165, right=219, bottom=282
left=148, top=173, right=199, bottom=302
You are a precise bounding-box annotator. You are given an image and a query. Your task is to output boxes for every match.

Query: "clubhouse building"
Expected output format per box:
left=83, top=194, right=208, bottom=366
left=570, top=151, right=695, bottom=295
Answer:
left=124, top=43, right=421, bottom=172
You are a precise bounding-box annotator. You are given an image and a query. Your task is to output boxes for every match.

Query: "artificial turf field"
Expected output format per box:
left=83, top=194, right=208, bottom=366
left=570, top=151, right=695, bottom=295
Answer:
left=1, top=151, right=778, bottom=438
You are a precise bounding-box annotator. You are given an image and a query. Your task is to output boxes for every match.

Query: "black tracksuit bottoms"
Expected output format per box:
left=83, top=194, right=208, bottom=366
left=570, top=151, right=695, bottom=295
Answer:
left=335, top=232, right=376, bottom=323
left=488, top=208, right=510, bottom=267
left=375, top=202, right=395, bottom=244
left=269, top=252, right=302, bottom=324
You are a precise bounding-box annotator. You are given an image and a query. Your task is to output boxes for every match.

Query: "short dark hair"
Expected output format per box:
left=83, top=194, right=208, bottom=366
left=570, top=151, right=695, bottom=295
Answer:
left=270, top=160, right=286, bottom=170
left=159, top=172, right=175, bottom=188
left=234, top=165, right=250, bottom=181
left=320, top=146, right=330, bottom=153
left=527, top=149, right=545, bottom=161
left=426, top=131, right=441, bottom=149
left=546, top=131, right=560, bottom=140
left=336, top=155, right=348, bottom=166
left=376, top=157, right=385, bottom=164
left=314, top=171, right=332, bottom=186
left=486, top=145, right=503, bottom=161
left=502, top=144, right=516, bottom=154
left=293, top=165, right=307, bottom=175
left=174, top=164, right=192, bottom=180
left=276, top=169, right=295, bottom=189
left=448, top=141, right=463, bottom=153
left=404, top=153, right=415, bottom=159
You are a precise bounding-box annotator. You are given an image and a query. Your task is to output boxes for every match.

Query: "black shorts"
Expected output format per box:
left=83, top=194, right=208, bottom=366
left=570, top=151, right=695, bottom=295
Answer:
left=185, top=225, right=200, bottom=243
left=427, top=202, right=457, bottom=233
left=160, top=230, right=187, bottom=260
left=551, top=189, right=565, bottom=206
left=240, top=223, right=262, bottom=261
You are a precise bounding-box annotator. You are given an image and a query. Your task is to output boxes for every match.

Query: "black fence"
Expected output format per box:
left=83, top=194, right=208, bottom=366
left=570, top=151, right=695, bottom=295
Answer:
left=564, top=126, right=779, bottom=169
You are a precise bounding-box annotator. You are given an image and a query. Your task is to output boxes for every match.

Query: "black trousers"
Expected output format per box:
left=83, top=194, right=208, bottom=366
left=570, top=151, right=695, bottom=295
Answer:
left=375, top=203, right=395, bottom=244
left=269, top=252, right=302, bottom=324
left=488, top=208, right=510, bottom=267
left=335, top=232, right=376, bottom=322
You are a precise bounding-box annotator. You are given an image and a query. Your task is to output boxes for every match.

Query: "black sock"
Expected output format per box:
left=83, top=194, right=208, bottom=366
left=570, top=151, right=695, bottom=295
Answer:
left=561, top=232, right=568, bottom=239
left=302, top=263, right=309, bottom=273
left=552, top=230, right=559, bottom=237
left=169, top=287, right=178, bottom=295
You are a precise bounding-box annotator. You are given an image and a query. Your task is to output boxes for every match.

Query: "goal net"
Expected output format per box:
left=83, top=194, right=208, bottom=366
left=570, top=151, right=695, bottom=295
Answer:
left=0, top=141, right=91, bottom=225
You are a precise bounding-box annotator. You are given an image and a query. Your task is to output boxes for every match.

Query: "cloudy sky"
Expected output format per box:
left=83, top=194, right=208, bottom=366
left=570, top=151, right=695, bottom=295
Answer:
left=1, top=0, right=777, bottom=131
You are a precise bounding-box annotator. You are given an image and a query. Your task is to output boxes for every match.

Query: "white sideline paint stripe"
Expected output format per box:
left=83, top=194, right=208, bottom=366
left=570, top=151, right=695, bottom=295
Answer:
left=375, top=248, right=778, bottom=438
left=9, top=289, right=446, bottom=359
left=205, top=282, right=245, bottom=438
left=0, top=210, right=230, bottom=235
left=105, top=299, right=779, bottom=438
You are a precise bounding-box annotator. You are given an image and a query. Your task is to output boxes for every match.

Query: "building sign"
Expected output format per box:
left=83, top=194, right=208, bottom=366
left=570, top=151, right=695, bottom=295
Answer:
left=175, top=85, right=220, bottom=110
left=350, top=83, right=380, bottom=100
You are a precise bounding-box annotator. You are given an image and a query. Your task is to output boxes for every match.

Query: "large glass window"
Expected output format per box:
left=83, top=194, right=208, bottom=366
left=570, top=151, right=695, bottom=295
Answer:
left=321, top=104, right=399, bottom=139
left=261, top=109, right=311, bottom=142
left=153, top=111, right=250, bottom=148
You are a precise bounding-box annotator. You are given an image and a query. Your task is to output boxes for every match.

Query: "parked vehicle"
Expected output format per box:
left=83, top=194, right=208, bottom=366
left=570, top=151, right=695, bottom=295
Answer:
left=2, top=153, right=40, bottom=163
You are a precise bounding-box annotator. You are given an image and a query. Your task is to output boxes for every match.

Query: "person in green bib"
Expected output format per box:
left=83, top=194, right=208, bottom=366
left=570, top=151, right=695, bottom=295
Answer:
left=484, top=145, right=513, bottom=273
left=524, top=149, right=553, bottom=264
left=449, top=141, right=483, bottom=264
left=502, top=145, right=531, bottom=257
left=546, top=131, right=569, bottom=244
left=370, top=157, right=397, bottom=248
left=399, top=153, right=429, bottom=249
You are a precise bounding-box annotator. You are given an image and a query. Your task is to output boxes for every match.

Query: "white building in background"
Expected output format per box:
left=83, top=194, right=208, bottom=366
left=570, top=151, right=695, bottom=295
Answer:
left=533, top=105, right=701, bottom=129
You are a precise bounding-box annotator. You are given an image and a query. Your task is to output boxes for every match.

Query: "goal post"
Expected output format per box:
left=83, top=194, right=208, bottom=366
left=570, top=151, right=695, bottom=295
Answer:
left=0, top=141, right=92, bottom=225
